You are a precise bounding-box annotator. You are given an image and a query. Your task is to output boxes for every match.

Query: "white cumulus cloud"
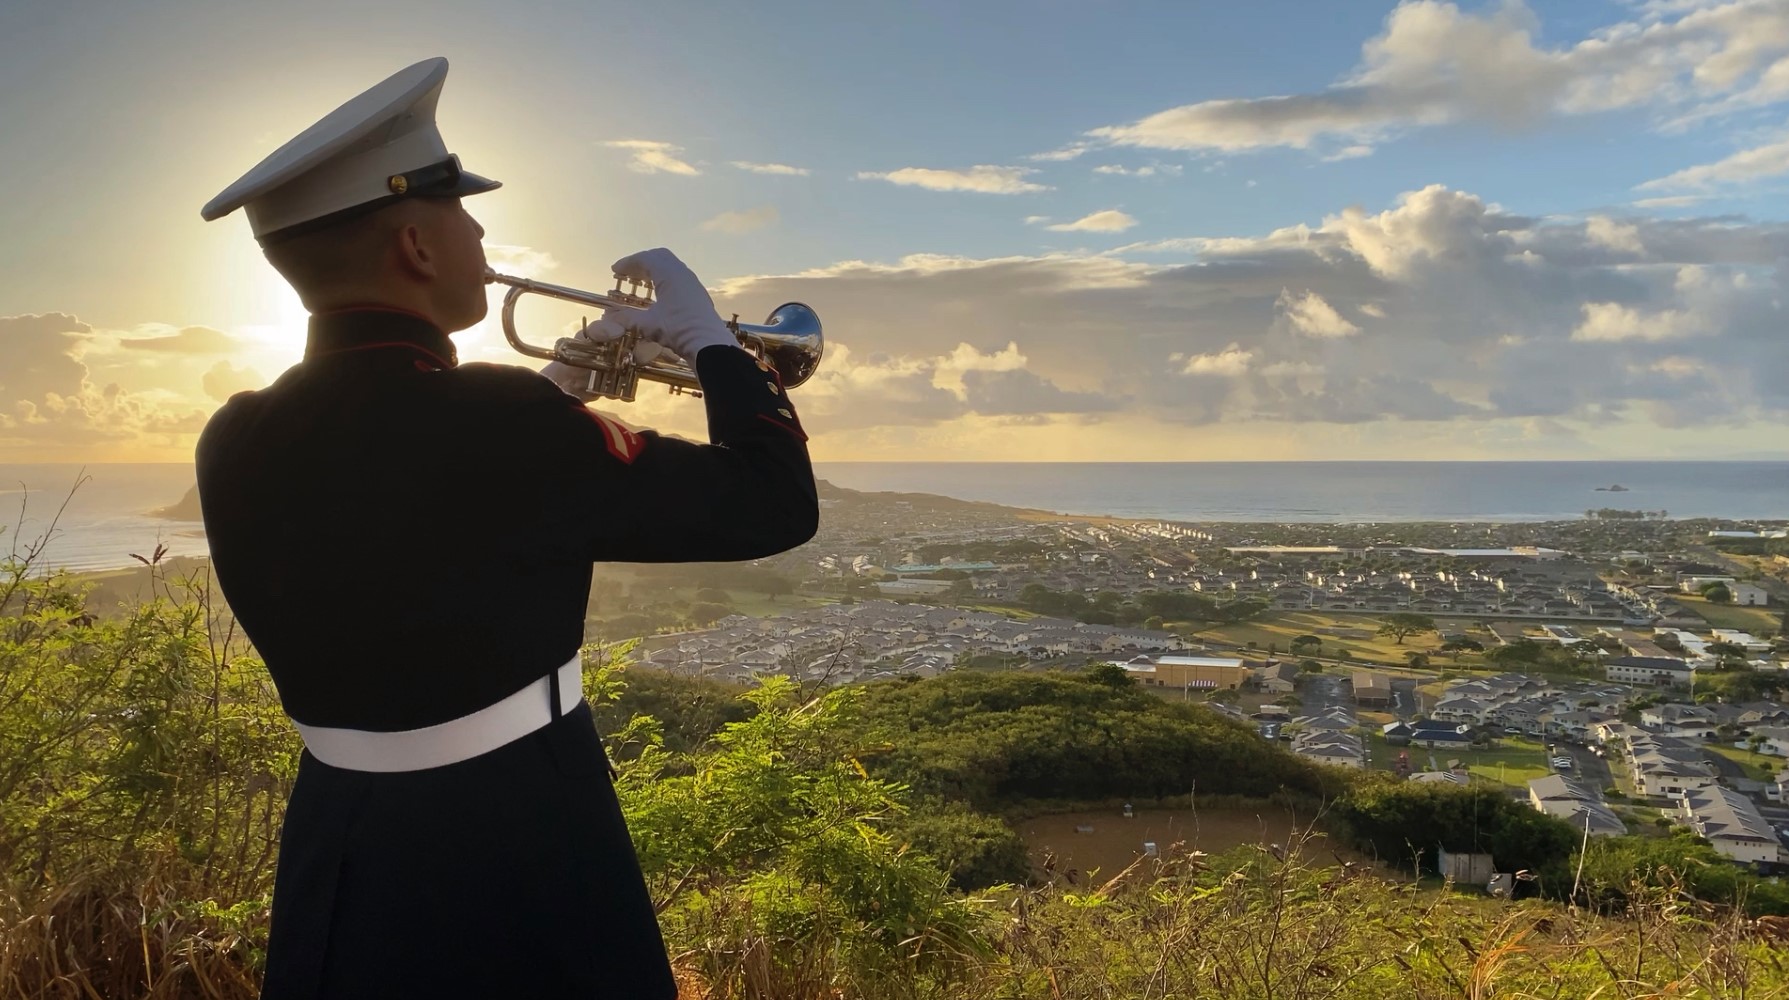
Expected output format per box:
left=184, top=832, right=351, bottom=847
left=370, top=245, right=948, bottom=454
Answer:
left=1046, top=210, right=1139, bottom=233
left=856, top=165, right=1050, bottom=194
left=1571, top=302, right=1706, bottom=342
left=1180, top=344, right=1254, bottom=376
left=1079, top=1, right=1789, bottom=163
left=1638, top=134, right=1789, bottom=190
left=604, top=139, right=700, bottom=175
left=730, top=160, right=811, bottom=176
left=1278, top=289, right=1362, bottom=338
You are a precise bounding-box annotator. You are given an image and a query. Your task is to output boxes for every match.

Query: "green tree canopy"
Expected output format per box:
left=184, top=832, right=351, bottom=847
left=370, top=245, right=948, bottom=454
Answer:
left=1376, top=613, right=1437, bottom=645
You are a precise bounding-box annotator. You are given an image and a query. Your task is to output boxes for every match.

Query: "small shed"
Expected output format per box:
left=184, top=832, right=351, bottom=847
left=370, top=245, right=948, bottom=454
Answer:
left=1437, top=847, right=1495, bottom=886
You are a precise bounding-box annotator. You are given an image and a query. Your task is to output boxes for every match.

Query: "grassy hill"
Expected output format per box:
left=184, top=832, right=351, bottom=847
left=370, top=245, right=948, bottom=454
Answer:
left=7, top=565, right=1789, bottom=999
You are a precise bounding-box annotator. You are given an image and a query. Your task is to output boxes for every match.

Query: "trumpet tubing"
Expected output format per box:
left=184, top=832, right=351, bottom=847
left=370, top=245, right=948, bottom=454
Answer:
left=484, top=268, right=823, bottom=403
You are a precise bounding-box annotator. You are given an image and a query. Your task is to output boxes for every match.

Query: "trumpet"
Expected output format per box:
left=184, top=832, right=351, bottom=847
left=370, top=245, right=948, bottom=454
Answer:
left=485, top=268, right=823, bottom=403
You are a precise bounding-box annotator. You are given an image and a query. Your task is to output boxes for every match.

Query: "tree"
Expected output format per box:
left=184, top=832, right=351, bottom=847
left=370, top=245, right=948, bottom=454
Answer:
left=1083, top=661, right=1133, bottom=687
left=1299, top=659, right=1324, bottom=673
left=1405, top=651, right=1431, bottom=670
left=1439, top=637, right=1484, bottom=661
left=761, top=573, right=795, bottom=601
left=688, top=602, right=731, bottom=627
left=1707, top=641, right=1747, bottom=662
left=1376, top=613, right=1436, bottom=645
left=1290, top=634, right=1323, bottom=657
left=1704, top=583, right=1733, bottom=604
left=1487, top=638, right=1547, bottom=667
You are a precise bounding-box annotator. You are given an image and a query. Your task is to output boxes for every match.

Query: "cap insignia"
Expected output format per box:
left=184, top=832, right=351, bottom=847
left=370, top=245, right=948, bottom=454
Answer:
left=388, top=174, right=409, bottom=194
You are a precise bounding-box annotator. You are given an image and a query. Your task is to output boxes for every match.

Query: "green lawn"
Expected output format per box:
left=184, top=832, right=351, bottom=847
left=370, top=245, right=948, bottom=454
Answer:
left=1677, top=593, right=1781, bottom=634
left=1456, top=738, right=1554, bottom=788
left=1707, top=744, right=1784, bottom=783
left=1195, top=611, right=1474, bottom=667
left=1357, top=731, right=1553, bottom=788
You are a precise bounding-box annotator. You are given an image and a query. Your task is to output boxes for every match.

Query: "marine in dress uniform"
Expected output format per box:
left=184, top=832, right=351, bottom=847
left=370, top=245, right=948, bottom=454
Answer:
left=196, top=58, right=816, bottom=999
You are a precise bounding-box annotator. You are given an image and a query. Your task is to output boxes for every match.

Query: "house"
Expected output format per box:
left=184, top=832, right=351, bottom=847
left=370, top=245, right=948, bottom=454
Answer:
left=1382, top=721, right=1414, bottom=746
left=1678, top=786, right=1780, bottom=864
left=1626, top=736, right=1719, bottom=797
left=1123, top=655, right=1250, bottom=690
left=1527, top=775, right=1625, bottom=838
left=1732, top=583, right=1771, bottom=606
left=1408, top=719, right=1475, bottom=749
left=1712, top=630, right=1774, bottom=654
left=1409, top=770, right=1469, bottom=785
left=1292, top=730, right=1366, bottom=769
left=1605, top=656, right=1692, bottom=687
left=1749, top=725, right=1789, bottom=757
left=1432, top=697, right=1490, bottom=724
left=1294, top=710, right=1358, bottom=733
left=1352, top=671, right=1394, bottom=707
left=1254, top=661, right=1300, bottom=694
left=1639, top=704, right=1718, bottom=739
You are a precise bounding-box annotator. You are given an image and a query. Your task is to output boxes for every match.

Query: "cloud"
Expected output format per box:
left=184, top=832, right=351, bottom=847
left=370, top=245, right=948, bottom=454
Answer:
left=1637, top=134, right=1789, bottom=190
left=0, top=313, right=209, bottom=458
left=1179, top=344, right=1254, bottom=376
left=1029, top=142, right=1092, bottom=162
left=1092, top=163, right=1185, bottom=177
left=730, top=160, right=810, bottom=176
left=960, top=368, right=1117, bottom=415
left=119, top=326, right=241, bottom=354
left=1277, top=289, right=1362, bottom=337
left=604, top=139, right=700, bottom=175
left=856, top=165, right=1049, bottom=194
left=1080, top=1, right=1789, bottom=158
left=709, top=182, right=1789, bottom=438
left=1632, top=194, right=1709, bottom=208
left=1571, top=302, right=1706, bottom=341
left=700, top=205, right=779, bottom=235
left=1322, top=145, right=1376, bottom=162
left=201, top=361, right=263, bottom=402
left=1584, top=216, right=1645, bottom=255
left=1045, top=210, right=1138, bottom=233
left=484, top=244, right=561, bottom=274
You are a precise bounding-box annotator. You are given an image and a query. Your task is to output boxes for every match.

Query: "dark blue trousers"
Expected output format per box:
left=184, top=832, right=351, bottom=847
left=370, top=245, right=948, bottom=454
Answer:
left=259, top=700, right=676, bottom=999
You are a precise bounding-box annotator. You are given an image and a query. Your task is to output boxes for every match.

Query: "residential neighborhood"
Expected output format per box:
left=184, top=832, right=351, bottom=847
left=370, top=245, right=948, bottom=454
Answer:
left=621, top=481, right=1789, bottom=876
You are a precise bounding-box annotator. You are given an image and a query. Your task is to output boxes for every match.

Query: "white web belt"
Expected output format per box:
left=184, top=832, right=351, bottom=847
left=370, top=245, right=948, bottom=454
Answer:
left=290, top=656, right=582, bottom=772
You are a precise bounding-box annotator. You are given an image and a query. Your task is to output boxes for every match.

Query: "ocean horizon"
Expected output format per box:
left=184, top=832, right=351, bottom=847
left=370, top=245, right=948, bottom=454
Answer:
left=1, top=461, right=1784, bottom=573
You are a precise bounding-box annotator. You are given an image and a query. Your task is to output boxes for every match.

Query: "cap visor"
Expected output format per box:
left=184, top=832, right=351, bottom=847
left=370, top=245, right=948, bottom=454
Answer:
left=446, top=169, right=501, bottom=197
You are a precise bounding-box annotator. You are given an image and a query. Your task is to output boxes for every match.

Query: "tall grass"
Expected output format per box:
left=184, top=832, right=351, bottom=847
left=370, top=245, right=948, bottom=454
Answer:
left=6, top=557, right=1789, bottom=998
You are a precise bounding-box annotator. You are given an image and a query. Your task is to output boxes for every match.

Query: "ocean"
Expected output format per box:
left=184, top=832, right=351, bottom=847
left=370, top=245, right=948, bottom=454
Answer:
left=0, top=461, right=1784, bottom=573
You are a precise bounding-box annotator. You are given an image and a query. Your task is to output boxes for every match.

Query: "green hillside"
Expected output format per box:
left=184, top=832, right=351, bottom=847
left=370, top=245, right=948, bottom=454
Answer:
left=6, top=562, right=1789, bottom=999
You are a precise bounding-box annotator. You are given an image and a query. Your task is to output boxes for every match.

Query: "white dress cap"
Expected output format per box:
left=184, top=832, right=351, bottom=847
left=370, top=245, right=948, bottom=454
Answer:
left=201, top=57, right=499, bottom=243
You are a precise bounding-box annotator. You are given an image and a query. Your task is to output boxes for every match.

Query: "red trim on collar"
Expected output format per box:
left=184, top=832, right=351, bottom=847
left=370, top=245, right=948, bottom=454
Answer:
left=310, top=340, right=455, bottom=370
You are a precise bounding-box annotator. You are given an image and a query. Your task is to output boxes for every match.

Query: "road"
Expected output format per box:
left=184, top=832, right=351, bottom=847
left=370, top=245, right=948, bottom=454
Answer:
left=1545, top=741, right=1613, bottom=793
left=1390, top=678, right=1423, bottom=721
left=1301, top=672, right=1350, bottom=715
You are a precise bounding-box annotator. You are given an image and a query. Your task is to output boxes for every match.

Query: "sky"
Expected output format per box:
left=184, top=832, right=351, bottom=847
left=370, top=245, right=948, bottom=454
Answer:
left=2, top=0, right=1789, bottom=462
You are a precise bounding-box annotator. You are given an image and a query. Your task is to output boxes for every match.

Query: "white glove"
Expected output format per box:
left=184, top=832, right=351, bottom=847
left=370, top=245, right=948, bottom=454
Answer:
left=588, top=248, right=739, bottom=362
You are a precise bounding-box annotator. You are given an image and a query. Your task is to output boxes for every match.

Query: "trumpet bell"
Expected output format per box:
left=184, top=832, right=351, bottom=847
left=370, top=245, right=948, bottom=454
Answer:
left=752, top=303, right=823, bottom=389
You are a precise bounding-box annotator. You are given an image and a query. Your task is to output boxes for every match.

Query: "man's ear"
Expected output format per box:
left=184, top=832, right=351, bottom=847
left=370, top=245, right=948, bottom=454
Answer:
left=393, top=219, right=438, bottom=280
